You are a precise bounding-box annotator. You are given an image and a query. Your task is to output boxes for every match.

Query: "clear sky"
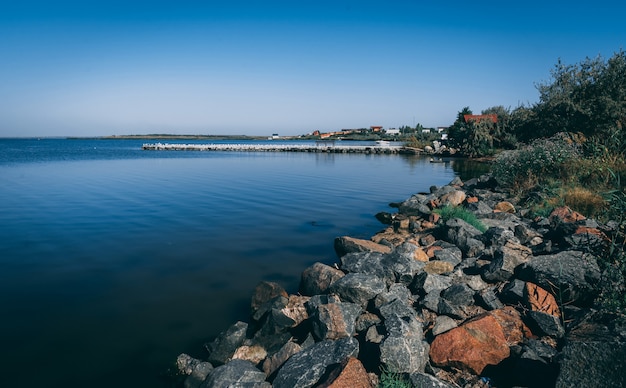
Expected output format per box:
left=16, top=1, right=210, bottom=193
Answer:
left=1, top=1, right=624, bottom=137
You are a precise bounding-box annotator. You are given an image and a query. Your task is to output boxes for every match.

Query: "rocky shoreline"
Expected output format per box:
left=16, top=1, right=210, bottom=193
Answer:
left=174, top=174, right=626, bottom=388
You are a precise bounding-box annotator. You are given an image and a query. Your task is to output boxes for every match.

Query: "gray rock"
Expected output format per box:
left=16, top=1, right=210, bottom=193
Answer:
left=262, top=341, right=301, bottom=378
left=310, top=301, right=362, bottom=340
left=556, top=340, right=626, bottom=388
left=177, top=353, right=204, bottom=376
left=409, top=372, right=456, bottom=388
left=184, top=362, right=213, bottom=388
left=378, top=298, right=418, bottom=324
left=380, top=336, right=430, bottom=374
left=411, top=272, right=452, bottom=296
left=441, top=283, right=475, bottom=307
left=384, top=243, right=427, bottom=285
left=206, top=321, right=248, bottom=365
left=482, top=241, right=532, bottom=282
left=432, top=244, right=463, bottom=267
left=499, top=279, right=526, bottom=304
left=380, top=305, right=429, bottom=374
left=476, top=287, right=504, bottom=310
left=437, top=297, right=466, bottom=320
left=398, top=194, right=432, bottom=217
left=373, top=283, right=412, bottom=309
left=340, top=251, right=395, bottom=284
left=556, top=312, right=626, bottom=386
left=482, top=226, right=520, bottom=247
left=445, top=218, right=485, bottom=258
left=514, top=223, right=544, bottom=245
left=299, top=262, right=345, bottom=296
left=200, top=359, right=269, bottom=388
left=328, top=272, right=386, bottom=308
left=527, top=311, right=565, bottom=338
left=432, top=315, right=458, bottom=336
left=517, top=250, right=601, bottom=306
left=420, top=291, right=441, bottom=312
left=272, top=337, right=359, bottom=388
left=465, top=200, right=494, bottom=215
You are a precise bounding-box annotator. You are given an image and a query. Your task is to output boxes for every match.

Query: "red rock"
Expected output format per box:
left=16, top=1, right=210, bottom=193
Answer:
left=429, top=213, right=441, bottom=223
left=317, top=357, right=374, bottom=388
left=466, top=196, right=479, bottom=204
left=549, top=206, right=586, bottom=223
left=489, top=306, right=533, bottom=345
left=524, top=282, right=561, bottom=319
left=430, top=314, right=510, bottom=374
left=574, top=226, right=609, bottom=240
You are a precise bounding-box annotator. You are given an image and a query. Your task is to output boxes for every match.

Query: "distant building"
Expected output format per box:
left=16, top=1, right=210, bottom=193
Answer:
left=370, top=126, right=383, bottom=132
left=436, top=127, right=448, bottom=133
left=421, top=129, right=431, bottom=134
left=385, top=128, right=400, bottom=135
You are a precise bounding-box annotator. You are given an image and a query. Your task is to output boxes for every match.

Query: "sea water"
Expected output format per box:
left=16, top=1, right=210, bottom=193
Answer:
left=0, top=138, right=467, bottom=387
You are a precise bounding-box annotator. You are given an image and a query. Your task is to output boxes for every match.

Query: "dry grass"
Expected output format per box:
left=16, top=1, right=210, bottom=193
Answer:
left=562, top=186, right=607, bottom=217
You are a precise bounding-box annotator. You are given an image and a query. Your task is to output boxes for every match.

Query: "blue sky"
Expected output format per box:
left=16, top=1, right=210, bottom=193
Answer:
left=1, top=1, right=624, bottom=137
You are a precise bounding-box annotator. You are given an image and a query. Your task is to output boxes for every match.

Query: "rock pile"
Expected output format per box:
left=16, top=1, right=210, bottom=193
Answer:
left=175, top=174, right=626, bottom=387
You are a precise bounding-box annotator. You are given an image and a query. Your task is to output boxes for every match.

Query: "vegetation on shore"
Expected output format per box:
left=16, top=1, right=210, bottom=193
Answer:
left=456, top=50, right=626, bottom=313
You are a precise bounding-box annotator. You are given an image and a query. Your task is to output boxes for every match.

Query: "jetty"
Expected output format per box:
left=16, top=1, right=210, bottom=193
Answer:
left=141, top=142, right=415, bottom=154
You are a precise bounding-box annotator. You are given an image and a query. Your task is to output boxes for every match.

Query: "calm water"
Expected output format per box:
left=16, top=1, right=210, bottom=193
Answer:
left=0, top=138, right=466, bottom=387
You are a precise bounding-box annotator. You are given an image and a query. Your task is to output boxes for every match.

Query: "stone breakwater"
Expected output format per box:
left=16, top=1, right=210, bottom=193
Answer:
left=142, top=142, right=412, bottom=154
left=174, top=174, right=626, bottom=388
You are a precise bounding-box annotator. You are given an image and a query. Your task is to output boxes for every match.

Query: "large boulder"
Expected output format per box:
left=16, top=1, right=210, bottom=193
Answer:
left=205, top=321, right=248, bottom=365
left=556, top=313, right=626, bottom=387
left=430, top=314, right=510, bottom=374
left=379, top=299, right=429, bottom=374
left=517, top=250, right=601, bottom=306
left=310, top=301, right=362, bottom=340
left=300, top=262, right=345, bottom=296
left=272, top=337, right=360, bottom=388
left=328, top=273, right=386, bottom=308
left=339, top=252, right=395, bottom=284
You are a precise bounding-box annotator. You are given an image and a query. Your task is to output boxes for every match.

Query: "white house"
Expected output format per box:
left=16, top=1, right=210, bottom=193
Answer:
left=385, top=128, right=400, bottom=135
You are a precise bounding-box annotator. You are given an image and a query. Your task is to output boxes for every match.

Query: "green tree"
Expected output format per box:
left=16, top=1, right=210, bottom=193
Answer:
left=520, top=50, right=626, bottom=155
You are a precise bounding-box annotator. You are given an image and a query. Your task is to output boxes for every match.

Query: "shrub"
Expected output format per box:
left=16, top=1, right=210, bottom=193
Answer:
left=491, top=133, right=581, bottom=192
left=434, top=205, right=487, bottom=233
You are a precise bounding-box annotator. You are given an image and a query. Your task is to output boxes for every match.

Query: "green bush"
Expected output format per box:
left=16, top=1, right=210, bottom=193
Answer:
left=491, top=133, right=581, bottom=191
left=434, top=205, right=487, bottom=233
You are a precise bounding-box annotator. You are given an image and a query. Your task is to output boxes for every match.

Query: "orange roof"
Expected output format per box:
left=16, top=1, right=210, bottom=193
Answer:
left=463, top=114, right=497, bottom=124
